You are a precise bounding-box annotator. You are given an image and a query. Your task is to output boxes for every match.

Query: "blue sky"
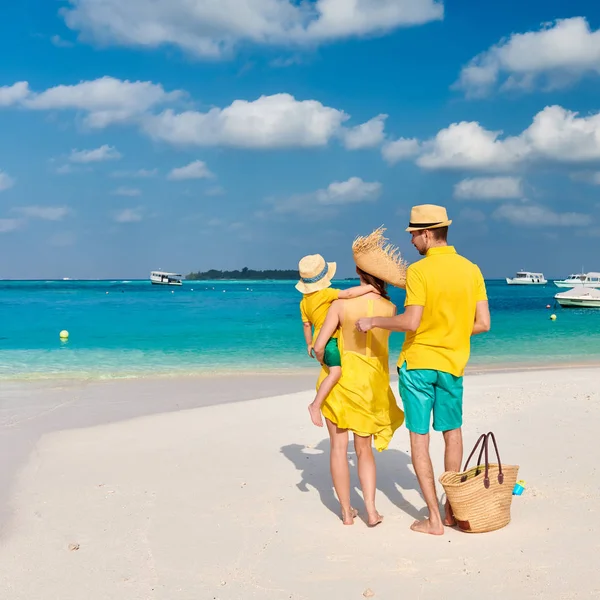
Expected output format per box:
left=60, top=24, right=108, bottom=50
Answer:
left=2, top=0, right=600, bottom=279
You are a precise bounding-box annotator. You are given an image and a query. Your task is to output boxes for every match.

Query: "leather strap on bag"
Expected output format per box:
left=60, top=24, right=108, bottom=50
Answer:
left=460, top=432, right=505, bottom=488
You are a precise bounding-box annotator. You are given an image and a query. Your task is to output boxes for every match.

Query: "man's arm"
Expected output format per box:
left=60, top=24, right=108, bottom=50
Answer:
left=302, top=322, right=314, bottom=356
left=356, top=305, right=424, bottom=333
left=314, top=301, right=342, bottom=363
left=472, top=300, right=491, bottom=335
left=337, top=284, right=375, bottom=300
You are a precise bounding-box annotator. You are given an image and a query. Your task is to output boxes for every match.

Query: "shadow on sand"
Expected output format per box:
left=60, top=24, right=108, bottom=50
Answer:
left=281, top=439, right=427, bottom=521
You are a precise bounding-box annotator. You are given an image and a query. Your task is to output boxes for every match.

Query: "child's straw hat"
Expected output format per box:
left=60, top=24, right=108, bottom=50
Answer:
left=295, top=254, right=337, bottom=294
left=352, top=227, right=408, bottom=288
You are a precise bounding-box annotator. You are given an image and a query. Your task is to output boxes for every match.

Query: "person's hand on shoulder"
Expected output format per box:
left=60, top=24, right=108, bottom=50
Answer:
left=355, top=317, right=374, bottom=333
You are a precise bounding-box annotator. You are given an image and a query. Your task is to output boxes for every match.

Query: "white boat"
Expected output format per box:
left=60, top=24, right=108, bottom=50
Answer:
left=555, top=287, right=600, bottom=308
left=553, top=272, right=600, bottom=289
left=150, top=271, right=183, bottom=286
left=505, top=271, right=547, bottom=285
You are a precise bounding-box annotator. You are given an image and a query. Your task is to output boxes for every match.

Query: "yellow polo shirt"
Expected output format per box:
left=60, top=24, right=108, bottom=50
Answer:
left=398, top=246, right=487, bottom=377
left=300, top=287, right=340, bottom=343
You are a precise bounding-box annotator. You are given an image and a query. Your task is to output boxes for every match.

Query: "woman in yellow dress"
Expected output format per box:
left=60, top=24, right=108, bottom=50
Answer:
left=313, top=228, right=407, bottom=526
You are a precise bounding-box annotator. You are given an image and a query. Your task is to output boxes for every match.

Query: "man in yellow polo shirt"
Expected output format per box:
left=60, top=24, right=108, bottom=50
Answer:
left=356, top=205, right=490, bottom=536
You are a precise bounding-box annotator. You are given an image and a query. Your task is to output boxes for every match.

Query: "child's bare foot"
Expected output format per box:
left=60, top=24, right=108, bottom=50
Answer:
left=342, top=507, right=358, bottom=525
left=410, top=518, right=444, bottom=536
left=308, top=403, right=323, bottom=427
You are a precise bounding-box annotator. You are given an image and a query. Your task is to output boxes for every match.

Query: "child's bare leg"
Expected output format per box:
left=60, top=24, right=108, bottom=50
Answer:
left=308, top=366, right=342, bottom=427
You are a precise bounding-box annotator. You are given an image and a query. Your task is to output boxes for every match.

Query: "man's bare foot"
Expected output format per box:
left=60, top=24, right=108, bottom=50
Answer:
left=410, top=518, right=444, bottom=536
left=308, top=403, right=323, bottom=427
left=443, top=501, right=456, bottom=527
left=367, top=512, right=384, bottom=528
left=341, top=507, right=358, bottom=525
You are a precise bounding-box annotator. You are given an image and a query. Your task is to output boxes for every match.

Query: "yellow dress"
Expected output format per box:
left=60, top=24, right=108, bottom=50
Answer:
left=318, top=296, right=405, bottom=451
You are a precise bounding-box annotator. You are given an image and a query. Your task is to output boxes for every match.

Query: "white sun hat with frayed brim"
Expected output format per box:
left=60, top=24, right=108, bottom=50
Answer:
left=406, top=204, right=452, bottom=232
left=296, top=254, right=337, bottom=294
left=353, top=227, right=408, bottom=289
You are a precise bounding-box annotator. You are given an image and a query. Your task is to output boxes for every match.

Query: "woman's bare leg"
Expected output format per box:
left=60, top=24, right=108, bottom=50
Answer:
left=308, top=367, right=341, bottom=427
left=354, top=434, right=382, bottom=526
left=325, top=418, right=356, bottom=524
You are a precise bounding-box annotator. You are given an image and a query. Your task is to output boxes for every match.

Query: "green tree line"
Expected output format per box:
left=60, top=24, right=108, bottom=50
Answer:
left=186, top=267, right=299, bottom=281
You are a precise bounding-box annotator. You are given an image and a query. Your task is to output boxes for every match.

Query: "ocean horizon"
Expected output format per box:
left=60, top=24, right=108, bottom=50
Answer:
left=1, top=278, right=599, bottom=380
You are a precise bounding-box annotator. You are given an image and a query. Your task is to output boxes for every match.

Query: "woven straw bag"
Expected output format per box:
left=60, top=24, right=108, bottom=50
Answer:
left=439, top=432, right=519, bottom=533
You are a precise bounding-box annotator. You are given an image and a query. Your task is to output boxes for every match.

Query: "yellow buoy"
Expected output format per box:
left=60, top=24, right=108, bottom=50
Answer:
left=550, top=314, right=557, bottom=321
left=59, top=330, right=69, bottom=339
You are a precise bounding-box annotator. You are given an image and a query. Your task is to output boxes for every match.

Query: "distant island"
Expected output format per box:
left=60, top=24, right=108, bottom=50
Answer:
left=186, top=267, right=299, bottom=281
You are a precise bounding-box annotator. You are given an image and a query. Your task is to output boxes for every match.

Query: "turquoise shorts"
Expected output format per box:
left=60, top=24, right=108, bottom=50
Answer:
left=398, top=362, right=463, bottom=434
left=323, top=338, right=341, bottom=368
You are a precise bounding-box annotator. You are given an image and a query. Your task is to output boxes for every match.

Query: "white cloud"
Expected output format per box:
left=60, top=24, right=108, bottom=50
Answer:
left=113, top=207, right=144, bottom=223
left=454, top=176, right=523, bottom=200
left=343, top=114, right=387, bottom=150
left=493, top=203, right=592, bottom=227
left=70, top=144, right=122, bottom=163
left=416, top=122, right=528, bottom=170
left=62, top=0, right=443, bottom=59
left=2, top=79, right=380, bottom=152
left=15, top=76, right=182, bottom=128
left=14, top=206, right=70, bottom=221
left=381, top=137, right=421, bottom=164
left=395, top=105, right=600, bottom=171
left=571, top=171, right=600, bottom=185
left=51, top=35, right=74, bottom=48
left=143, top=93, right=348, bottom=148
left=0, top=170, right=15, bottom=191
left=112, top=187, right=141, bottom=197
left=167, top=160, right=214, bottom=180
left=55, top=164, right=76, bottom=175
left=205, top=186, right=226, bottom=197
left=0, top=82, right=29, bottom=107
left=455, top=17, right=600, bottom=97
left=0, top=218, right=22, bottom=233
left=111, top=168, right=158, bottom=178
left=273, top=176, right=381, bottom=215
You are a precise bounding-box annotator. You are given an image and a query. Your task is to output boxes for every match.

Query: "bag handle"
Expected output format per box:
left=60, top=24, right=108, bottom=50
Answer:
left=461, top=432, right=505, bottom=488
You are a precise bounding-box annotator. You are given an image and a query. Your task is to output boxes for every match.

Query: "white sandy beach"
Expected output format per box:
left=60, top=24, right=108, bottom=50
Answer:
left=1, top=368, right=599, bottom=600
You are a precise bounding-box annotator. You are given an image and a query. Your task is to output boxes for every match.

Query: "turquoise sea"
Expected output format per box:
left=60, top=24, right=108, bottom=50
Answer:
left=1, top=279, right=599, bottom=380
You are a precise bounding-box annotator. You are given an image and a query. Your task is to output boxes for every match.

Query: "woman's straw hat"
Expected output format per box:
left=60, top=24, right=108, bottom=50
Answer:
left=352, top=227, right=408, bottom=289
left=406, top=204, right=452, bottom=232
left=296, top=254, right=337, bottom=294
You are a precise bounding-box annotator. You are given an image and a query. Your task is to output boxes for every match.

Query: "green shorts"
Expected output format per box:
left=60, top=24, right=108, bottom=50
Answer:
left=398, top=362, right=463, bottom=434
left=323, top=338, right=341, bottom=368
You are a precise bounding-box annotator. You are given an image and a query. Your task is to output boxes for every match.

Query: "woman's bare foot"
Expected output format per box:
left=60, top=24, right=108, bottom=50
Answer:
left=341, top=507, right=359, bottom=525
left=308, top=403, right=323, bottom=427
left=367, top=512, right=384, bottom=528
left=410, top=518, right=444, bottom=536
left=443, top=501, right=456, bottom=527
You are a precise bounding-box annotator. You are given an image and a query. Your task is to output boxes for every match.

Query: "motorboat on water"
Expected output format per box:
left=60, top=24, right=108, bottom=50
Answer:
left=505, top=271, right=547, bottom=285
left=150, top=271, right=183, bottom=286
left=555, top=287, right=600, bottom=308
left=553, top=272, right=600, bottom=289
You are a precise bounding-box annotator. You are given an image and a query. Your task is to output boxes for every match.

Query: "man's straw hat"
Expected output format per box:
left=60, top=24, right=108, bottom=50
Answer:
left=296, top=254, right=337, bottom=294
left=352, top=227, right=408, bottom=289
left=406, top=204, right=452, bottom=232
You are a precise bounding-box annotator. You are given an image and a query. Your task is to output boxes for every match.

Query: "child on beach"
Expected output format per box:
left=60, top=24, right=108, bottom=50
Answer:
left=296, top=254, right=376, bottom=427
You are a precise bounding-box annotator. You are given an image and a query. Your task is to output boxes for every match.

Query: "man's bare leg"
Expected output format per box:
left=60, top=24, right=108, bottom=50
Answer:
left=309, top=367, right=341, bottom=427
left=409, top=431, right=444, bottom=535
left=354, top=434, right=383, bottom=526
left=325, top=418, right=357, bottom=524
left=442, top=428, right=463, bottom=526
